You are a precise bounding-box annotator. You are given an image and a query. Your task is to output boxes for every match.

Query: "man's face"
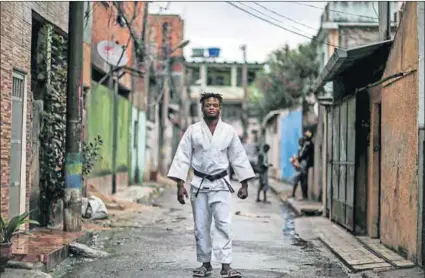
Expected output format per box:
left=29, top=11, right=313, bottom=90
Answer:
left=202, top=97, right=221, bottom=119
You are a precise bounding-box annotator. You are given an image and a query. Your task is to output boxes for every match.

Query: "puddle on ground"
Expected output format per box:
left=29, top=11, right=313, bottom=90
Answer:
left=314, top=262, right=348, bottom=277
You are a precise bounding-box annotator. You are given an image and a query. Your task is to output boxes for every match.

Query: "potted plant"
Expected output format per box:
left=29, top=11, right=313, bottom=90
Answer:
left=0, top=211, right=39, bottom=272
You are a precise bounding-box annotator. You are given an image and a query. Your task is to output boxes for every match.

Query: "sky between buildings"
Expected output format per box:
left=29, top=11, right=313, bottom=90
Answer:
left=149, top=1, right=328, bottom=63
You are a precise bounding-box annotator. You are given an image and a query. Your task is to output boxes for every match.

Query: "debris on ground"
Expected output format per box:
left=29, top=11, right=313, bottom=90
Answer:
left=82, top=196, right=108, bottom=220
left=235, top=211, right=271, bottom=218
left=68, top=242, right=109, bottom=258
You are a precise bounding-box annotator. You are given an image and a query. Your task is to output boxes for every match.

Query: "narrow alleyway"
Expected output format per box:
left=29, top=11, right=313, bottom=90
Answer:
left=53, top=182, right=349, bottom=277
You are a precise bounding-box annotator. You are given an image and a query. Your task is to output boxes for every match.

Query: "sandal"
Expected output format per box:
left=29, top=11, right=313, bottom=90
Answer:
left=220, top=268, right=242, bottom=277
left=193, top=266, right=213, bottom=277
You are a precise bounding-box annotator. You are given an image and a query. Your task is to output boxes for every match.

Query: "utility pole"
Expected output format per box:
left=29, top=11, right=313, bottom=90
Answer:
left=159, top=59, right=170, bottom=175
left=64, top=1, right=84, bottom=232
left=241, top=45, right=248, bottom=142
left=111, top=73, right=119, bottom=193
left=378, top=2, right=391, bottom=40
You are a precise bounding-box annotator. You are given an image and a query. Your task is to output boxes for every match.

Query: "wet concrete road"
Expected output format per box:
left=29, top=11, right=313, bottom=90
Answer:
left=53, top=183, right=350, bottom=277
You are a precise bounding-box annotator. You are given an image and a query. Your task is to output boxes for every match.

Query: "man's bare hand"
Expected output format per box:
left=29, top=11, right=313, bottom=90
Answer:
left=177, top=185, right=188, bottom=204
left=237, top=186, right=248, bottom=200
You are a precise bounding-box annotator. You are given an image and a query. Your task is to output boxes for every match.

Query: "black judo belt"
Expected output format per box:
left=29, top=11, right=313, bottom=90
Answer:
left=193, top=169, right=235, bottom=197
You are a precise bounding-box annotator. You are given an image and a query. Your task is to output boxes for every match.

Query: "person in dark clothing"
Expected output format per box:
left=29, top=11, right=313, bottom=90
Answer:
left=256, top=144, right=272, bottom=203
left=290, top=131, right=314, bottom=199
left=290, top=138, right=304, bottom=198
left=298, top=131, right=314, bottom=199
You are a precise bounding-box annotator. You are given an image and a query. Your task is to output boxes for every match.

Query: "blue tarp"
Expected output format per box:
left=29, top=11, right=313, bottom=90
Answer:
left=279, top=109, right=303, bottom=181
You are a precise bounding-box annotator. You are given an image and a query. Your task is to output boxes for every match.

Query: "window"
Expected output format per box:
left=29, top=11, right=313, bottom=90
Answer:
left=237, top=68, right=259, bottom=87
left=162, top=22, right=169, bottom=57
left=189, top=67, right=201, bottom=85
left=206, top=67, right=231, bottom=86
left=222, top=104, right=241, bottom=120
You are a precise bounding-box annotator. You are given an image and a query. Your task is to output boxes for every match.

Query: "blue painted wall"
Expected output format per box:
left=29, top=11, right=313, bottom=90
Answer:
left=279, top=109, right=303, bottom=181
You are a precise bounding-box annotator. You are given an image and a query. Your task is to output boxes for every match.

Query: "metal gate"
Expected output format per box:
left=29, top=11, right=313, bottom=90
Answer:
left=329, top=96, right=356, bottom=231
left=9, top=72, right=26, bottom=218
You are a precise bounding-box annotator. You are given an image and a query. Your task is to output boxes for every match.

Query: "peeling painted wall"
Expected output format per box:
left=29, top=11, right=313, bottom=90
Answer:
left=380, top=2, right=419, bottom=262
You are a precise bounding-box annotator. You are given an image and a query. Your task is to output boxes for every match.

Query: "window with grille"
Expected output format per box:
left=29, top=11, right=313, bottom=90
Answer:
left=9, top=71, right=26, bottom=218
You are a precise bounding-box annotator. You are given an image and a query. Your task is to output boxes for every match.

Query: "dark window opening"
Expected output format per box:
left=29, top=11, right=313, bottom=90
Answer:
left=189, top=67, right=201, bottom=85
left=31, top=17, right=43, bottom=100
left=162, top=22, right=169, bottom=57
left=222, top=104, right=241, bottom=120
left=206, top=67, right=231, bottom=86
left=237, top=68, right=259, bottom=87
left=92, top=66, right=110, bottom=84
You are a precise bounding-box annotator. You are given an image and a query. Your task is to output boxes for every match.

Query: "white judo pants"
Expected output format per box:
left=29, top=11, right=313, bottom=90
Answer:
left=190, top=188, right=232, bottom=264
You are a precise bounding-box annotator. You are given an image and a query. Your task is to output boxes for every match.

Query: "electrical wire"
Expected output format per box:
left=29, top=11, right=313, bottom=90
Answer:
left=293, top=2, right=380, bottom=21
left=226, top=1, right=340, bottom=48
left=252, top=2, right=318, bottom=32
left=238, top=2, right=316, bottom=36
left=252, top=2, right=370, bottom=48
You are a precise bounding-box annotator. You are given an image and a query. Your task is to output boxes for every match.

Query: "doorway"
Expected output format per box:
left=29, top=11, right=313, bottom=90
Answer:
left=354, top=92, right=370, bottom=235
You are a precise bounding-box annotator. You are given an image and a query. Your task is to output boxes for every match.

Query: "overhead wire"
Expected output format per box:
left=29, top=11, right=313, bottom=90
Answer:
left=226, top=1, right=340, bottom=48
left=237, top=2, right=316, bottom=36
left=252, top=2, right=373, bottom=47
left=252, top=2, right=318, bottom=32
left=292, top=2, right=380, bottom=21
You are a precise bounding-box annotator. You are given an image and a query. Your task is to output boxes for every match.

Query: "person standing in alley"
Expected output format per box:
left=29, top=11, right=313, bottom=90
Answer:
left=168, top=92, right=255, bottom=278
left=290, top=137, right=305, bottom=198
left=256, top=144, right=272, bottom=203
left=296, top=130, right=314, bottom=199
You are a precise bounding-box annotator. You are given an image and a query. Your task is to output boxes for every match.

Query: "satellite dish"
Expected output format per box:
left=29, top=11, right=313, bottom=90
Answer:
left=97, top=40, right=129, bottom=67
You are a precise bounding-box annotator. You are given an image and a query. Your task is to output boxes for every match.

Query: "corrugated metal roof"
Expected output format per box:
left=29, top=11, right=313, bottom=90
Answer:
left=312, top=40, right=393, bottom=94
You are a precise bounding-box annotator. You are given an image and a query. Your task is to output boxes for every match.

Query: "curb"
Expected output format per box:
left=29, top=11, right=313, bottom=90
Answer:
left=269, top=184, right=302, bottom=217
left=44, top=230, right=93, bottom=272
left=8, top=230, right=93, bottom=273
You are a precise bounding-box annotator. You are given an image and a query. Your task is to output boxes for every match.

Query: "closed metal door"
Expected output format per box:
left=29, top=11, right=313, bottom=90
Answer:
left=331, top=96, right=356, bottom=231
left=9, top=72, right=25, bottom=218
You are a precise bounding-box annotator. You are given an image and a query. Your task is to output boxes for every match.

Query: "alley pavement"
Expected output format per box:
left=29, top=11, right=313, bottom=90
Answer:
left=52, top=182, right=350, bottom=277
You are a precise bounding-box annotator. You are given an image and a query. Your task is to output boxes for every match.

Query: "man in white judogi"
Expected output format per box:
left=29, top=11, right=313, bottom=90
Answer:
left=168, top=93, right=255, bottom=278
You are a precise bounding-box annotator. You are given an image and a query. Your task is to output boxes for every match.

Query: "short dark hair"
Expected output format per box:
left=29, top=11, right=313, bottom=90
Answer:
left=200, top=92, right=223, bottom=105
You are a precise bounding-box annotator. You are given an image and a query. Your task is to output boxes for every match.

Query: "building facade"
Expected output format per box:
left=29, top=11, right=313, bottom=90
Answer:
left=84, top=1, right=148, bottom=194
left=186, top=60, right=264, bottom=143
left=144, top=14, right=186, bottom=178
left=313, top=1, right=425, bottom=267
left=311, top=1, right=401, bottom=202
left=0, top=2, right=69, bottom=220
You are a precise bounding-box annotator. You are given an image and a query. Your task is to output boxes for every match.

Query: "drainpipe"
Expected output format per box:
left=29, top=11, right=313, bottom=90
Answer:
left=417, top=1, right=425, bottom=267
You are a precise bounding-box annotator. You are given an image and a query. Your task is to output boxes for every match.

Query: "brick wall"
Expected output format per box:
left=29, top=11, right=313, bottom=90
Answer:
left=147, top=14, right=185, bottom=58
left=0, top=2, right=68, bottom=219
left=380, top=2, right=419, bottom=262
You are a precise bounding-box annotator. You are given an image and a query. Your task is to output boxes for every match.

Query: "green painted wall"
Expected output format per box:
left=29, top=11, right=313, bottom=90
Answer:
left=116, top=95, right=130, bottom=172
left=87, top=83, right=114, bottom=176
left=87, top=83, right=131, bottom=177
